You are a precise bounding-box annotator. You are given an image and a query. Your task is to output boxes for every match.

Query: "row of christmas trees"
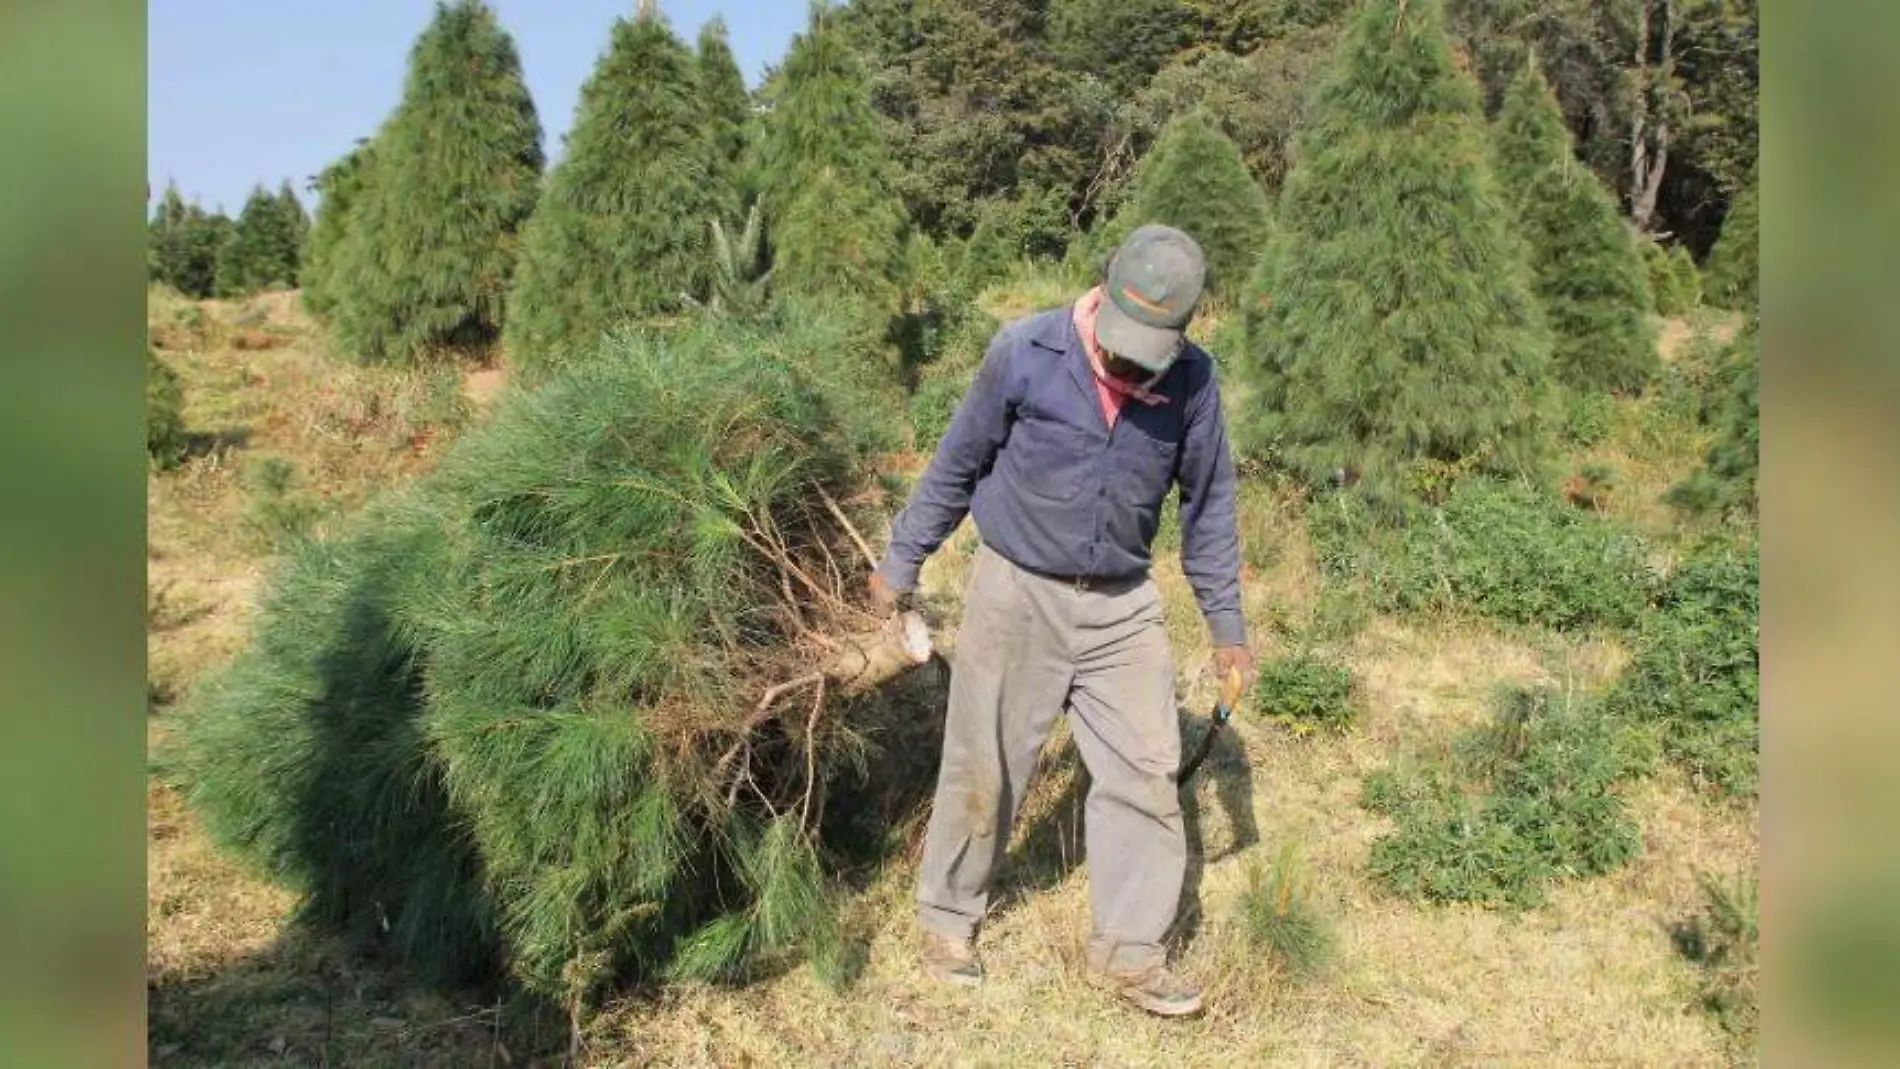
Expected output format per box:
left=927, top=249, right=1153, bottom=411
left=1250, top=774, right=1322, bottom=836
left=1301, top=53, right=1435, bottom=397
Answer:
left=293, top=0, right=1756, bottom=506
left=148, top=181, right=308, bottom=300
left=296, top=0, right=909, bottom=372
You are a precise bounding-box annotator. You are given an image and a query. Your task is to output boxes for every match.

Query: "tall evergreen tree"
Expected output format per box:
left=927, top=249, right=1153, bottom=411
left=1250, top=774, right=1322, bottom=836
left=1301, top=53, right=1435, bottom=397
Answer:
left=1703, top=176, right=1757, bottom=310
left=1492, top=58, right=1655, bottom=394
left=179, top=208, right=234, bottom=300
left=302, top=141, right=376, bottom=319
left=697, top=17, right=752, bottom=204
left=1241, top=0, right=1552, bottom=508
left=274, top=180, right=310, bottom=283
left=217, top=183, right=305, bottom=296
left=755, top=3, right=906, bottom=322
left=1103, top=109, right=1271, bottom=298
left=148, top=182, right=194, bottom=291
left=330, top=0, right=544, bottom=363
left=506, top=5, right=727, bottom=372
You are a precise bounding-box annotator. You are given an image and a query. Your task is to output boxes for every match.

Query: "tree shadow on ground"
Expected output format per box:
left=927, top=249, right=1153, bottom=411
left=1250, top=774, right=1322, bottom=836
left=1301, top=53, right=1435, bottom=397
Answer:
left=147, top=928, right=567, bottom=1068
left=182, top=426, right=250, bottom=460
left=989, top=741, right=1092, bottom=917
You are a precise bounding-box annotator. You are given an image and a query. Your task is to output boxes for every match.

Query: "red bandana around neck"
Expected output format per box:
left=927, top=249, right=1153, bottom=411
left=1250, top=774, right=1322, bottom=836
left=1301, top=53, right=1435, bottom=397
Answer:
left=1074, top=288, right=1171, bottom=408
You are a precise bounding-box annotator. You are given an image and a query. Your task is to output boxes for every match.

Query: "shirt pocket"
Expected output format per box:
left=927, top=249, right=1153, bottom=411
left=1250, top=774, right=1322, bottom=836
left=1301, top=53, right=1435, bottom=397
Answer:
left=1114, top=429, right=1179, bottom=509
left=1004, top=415, right=1095, bottom=502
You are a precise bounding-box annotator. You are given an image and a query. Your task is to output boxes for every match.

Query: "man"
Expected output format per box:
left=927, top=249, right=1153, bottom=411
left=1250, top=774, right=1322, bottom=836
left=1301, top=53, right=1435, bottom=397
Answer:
left=869, top=225, right=1252, bottom=1017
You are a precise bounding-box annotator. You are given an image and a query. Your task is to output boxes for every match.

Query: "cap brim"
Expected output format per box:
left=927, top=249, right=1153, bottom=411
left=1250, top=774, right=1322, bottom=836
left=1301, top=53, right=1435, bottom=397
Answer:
left=1095, top=294, right=1184, bottom=373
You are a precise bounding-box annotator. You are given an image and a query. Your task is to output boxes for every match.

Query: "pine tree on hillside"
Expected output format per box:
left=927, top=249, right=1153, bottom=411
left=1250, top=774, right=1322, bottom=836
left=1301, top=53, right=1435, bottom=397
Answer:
left=330, top=0, right=543, bottom=363
left=698, top=17, right=752, bottom=204
left=181, top=208, right=235, bottom=300
left=274, top=180, right=310, bottom=283
left=149, top=182, right=194, bottom=291
left=1242, top=0, right=1552, bottom=508
left=302, top=140, right=376, bottom=319
left=217, top=183, right=306, bottom=296
left=774, top=164, right=907, bottom=314
left=505, top=5, right=727, bottom=372
left=212, top=217, right=249, bottom=299
left=1492, top=58, right=1655, bottom=394
left=1703, top=177, right=1757, bottom=310
left=754, top=3, right=906, bottom=321
left=1104, top=109, right=1271, bottom=299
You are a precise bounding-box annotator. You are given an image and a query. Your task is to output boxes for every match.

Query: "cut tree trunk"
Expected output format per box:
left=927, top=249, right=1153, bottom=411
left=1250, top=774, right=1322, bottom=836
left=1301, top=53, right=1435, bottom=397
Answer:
left=821, top=611, right=933, bottom=696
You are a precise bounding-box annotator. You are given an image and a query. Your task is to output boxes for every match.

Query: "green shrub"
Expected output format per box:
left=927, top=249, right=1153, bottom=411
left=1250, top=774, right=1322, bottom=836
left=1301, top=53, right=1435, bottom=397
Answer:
left=1703, top=179, right=1758, bottom=311
left=175, top=315, right=904, bottom=1007
left=1644, top=238, right=1700, bottom=316
left=1253, top=653, right=1355, bottom=733
left=1363, top=687, right=1652, bottom=908
left=147, top=349, right=187, bottom=469
left=1236, top=843, right=1333, bottom=978
left=1560, top=391, right=1615, bottom=448
left=1308, top=480, right=1656, bottom=631
left=1671, top=246, right=1703, bottom=309
left=1607, top=538, right=1758, bottom=796
left=242, top=455, right=324, bottom=548
left=907, top=304, right=999, bottom=450
left=1653, top=317, right=1738, bottom=426
left=1667, top=322, right=1759, bottom=519
left=1671, top=869, right=1760, bottom=1059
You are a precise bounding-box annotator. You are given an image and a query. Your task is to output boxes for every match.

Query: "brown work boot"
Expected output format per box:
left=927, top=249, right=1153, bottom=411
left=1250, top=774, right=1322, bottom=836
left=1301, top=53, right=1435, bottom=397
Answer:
left=1090, top=962, right=1205, bottom=1018
left=919, top=929, right=982, bottom=987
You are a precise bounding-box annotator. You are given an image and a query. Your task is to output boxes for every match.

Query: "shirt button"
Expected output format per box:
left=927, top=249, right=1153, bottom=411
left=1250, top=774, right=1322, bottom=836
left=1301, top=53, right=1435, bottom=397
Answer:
left=1097, top=486, right=1106, bottom=496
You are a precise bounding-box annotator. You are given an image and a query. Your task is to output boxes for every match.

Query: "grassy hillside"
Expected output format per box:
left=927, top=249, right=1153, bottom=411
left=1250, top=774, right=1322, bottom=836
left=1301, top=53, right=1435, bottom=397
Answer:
left=146, top=282, right=1755, bottom=1067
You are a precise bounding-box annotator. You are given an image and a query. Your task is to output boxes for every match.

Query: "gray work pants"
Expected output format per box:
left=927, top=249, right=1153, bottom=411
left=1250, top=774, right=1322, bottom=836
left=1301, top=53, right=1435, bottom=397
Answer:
left=917, top=544, right=1184, bottom=974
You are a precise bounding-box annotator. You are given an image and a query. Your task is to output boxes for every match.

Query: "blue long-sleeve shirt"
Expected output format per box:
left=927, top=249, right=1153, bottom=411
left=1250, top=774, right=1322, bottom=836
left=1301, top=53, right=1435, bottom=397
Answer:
left=876, top=306, right=1248, bottom=648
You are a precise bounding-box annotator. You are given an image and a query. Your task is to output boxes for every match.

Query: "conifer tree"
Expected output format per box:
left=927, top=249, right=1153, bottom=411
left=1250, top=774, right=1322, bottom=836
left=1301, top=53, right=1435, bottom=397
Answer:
left=148, top=182, right=194, bottom=291
left=754, top=3, right=906, bottom=323
left=217, top=183, right=305, bottom=296
left=1703, top=177, right=1757, bottom=310
left=1493, top=58, right=1655, bottom=394
left=506, top=5, right=727, bottom=372
left=180, top=209, right=235, bottom=300
left=330, top=0, right=543, bottom=363
left=302, top=141, right=376, bottom=319
left=698, top=17, right=752, bottom=204
left=1104, top=109, right=1271, bottom=299
left=147, top=348, right=187, bottom=469
left=1644, top=238, right=1700, bottom=316
left=274, top=180, right=310, bottom=283
left=1241, top=0, right=1551, bottom=508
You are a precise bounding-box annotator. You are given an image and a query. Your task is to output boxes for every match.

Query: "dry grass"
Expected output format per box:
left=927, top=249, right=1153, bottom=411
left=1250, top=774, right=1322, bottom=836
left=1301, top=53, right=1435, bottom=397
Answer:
left=147, top=293, right=1756, bottom=1066
left=145, top=288, right=473, bottom=711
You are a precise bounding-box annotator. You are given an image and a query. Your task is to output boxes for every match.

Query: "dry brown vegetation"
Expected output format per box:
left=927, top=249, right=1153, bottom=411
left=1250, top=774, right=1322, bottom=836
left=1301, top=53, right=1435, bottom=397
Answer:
left=147, top=289, right=1754, bottom=1066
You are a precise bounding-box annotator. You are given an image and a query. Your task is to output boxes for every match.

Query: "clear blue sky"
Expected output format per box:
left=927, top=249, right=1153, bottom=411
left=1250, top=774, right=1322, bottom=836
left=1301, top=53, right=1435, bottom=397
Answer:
left=148, top=1, right=807, bottom=215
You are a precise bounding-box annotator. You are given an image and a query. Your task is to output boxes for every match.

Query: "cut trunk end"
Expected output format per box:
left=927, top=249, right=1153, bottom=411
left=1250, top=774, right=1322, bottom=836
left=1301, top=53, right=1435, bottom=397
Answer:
left=823, top=611, right=933, bottom=696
